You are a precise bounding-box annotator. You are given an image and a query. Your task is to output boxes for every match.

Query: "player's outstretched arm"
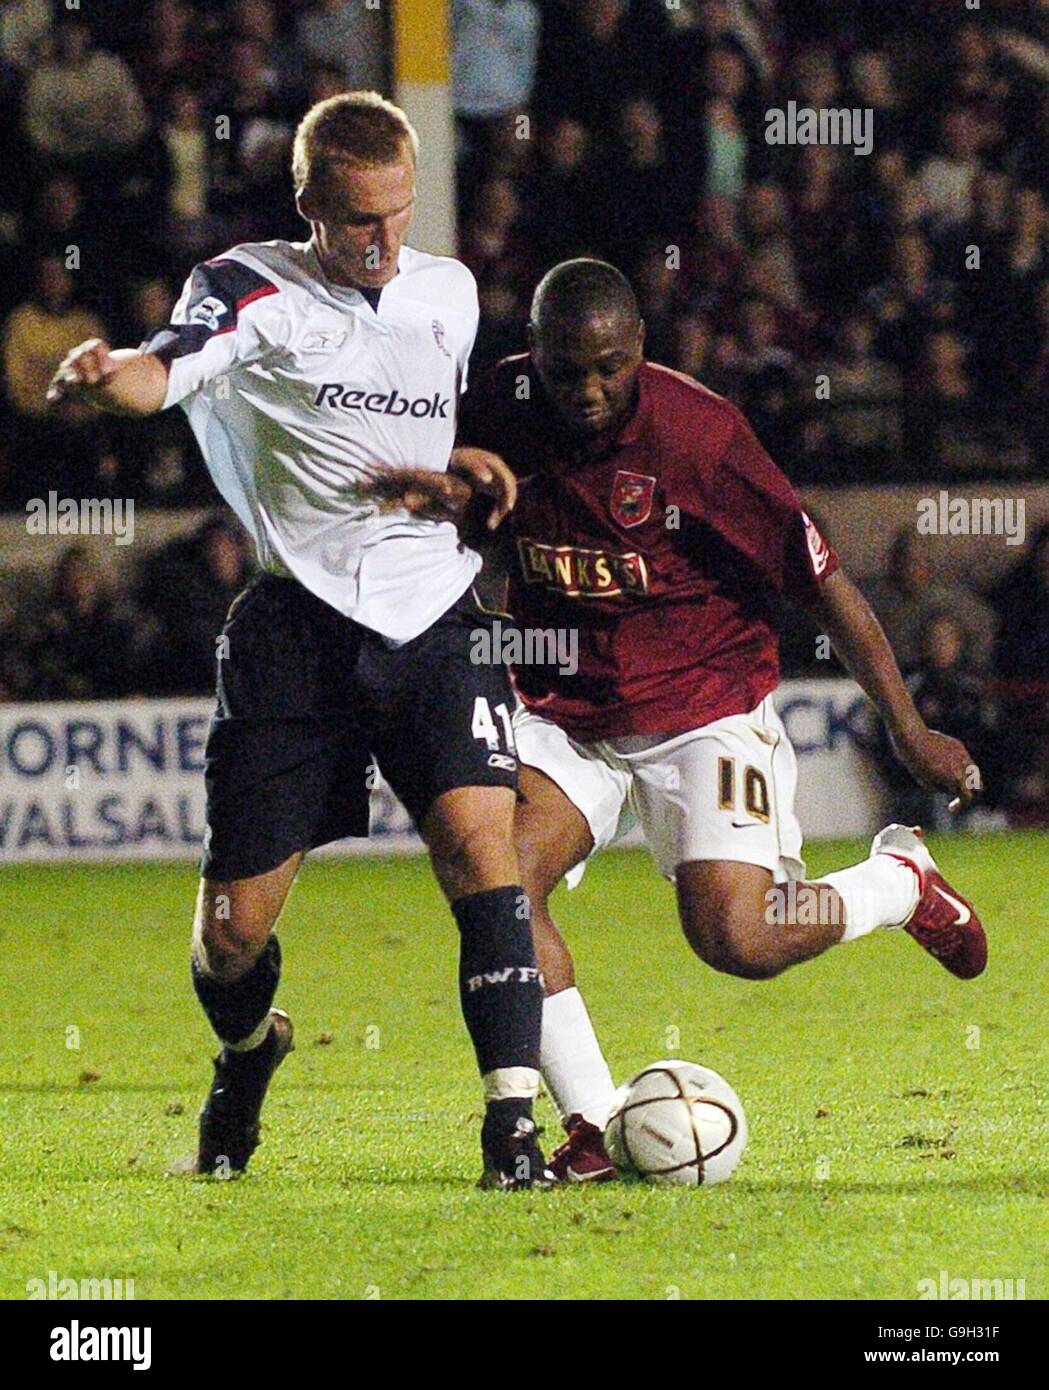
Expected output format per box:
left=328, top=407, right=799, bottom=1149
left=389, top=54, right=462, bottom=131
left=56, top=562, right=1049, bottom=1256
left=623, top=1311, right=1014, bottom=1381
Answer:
left=809, top=568, right=980, bottom=809
left=365, top=448, right=516, bottom=530
left=46, top=339, right=169, bottom=417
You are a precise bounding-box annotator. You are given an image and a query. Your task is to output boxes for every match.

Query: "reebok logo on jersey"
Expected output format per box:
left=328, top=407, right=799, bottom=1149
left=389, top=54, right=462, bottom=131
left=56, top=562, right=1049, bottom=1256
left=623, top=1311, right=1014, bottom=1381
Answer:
left=314, top=384, right=450, bottom=418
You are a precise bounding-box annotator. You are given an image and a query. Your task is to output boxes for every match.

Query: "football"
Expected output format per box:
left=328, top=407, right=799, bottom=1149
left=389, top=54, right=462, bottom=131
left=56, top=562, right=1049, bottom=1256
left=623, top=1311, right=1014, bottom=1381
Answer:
left=604, top=1060, right=748, bottom=1186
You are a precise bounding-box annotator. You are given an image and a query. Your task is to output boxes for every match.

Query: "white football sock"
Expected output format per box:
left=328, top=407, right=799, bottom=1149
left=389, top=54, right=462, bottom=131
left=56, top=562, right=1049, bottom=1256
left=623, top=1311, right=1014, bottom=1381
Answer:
left=540, top=987, right=617, bottom=1129
left=817, top=855, right=921, bottom=942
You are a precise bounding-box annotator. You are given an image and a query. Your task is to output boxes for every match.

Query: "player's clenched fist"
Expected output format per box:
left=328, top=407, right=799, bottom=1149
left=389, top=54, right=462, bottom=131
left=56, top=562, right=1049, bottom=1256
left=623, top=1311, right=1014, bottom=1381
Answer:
left=47, top=339, right=120, bottom=404
left=46, top=341, right=168, bottom=415
left=892, top=727, right=981, bottom=810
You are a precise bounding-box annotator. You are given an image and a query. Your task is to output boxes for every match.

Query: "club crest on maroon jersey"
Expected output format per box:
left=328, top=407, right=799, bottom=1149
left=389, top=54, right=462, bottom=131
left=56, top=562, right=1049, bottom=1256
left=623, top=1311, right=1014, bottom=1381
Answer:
left=610, top=470, right=656, bottom=528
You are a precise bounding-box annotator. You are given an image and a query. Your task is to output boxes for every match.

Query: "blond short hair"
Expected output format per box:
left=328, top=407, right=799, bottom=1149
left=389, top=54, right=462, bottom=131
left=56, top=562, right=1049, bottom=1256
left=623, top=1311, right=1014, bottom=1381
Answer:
left=292, top=90, right=418, bottom=197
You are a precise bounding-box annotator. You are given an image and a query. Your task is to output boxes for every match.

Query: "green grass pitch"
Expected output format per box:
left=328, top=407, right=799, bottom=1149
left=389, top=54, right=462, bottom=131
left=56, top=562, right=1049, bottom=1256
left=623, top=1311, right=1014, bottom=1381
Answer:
left=1, top=834, right=1045, bottom=1301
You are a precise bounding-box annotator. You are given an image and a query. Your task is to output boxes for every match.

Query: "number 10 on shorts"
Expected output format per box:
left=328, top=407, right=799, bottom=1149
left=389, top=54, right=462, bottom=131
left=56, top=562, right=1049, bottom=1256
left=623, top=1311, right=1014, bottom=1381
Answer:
left=718, top=756, right=770, bottom=822
left=472, top=698, right=516, bottom=752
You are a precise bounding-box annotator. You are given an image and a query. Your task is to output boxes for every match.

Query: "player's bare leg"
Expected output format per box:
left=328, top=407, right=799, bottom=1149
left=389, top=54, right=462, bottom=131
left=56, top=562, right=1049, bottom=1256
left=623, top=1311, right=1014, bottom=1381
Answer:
left=189, top=853, right=301, bottom=1176
left=515, top=767, right=594, bottom=993
left=675, top=861, right=842, bottom=980
left=676, top=828, right=986, bottom=980
left=421, top=785, right=553, bottom=1189
left=514, top=767, right=618, bottom=1181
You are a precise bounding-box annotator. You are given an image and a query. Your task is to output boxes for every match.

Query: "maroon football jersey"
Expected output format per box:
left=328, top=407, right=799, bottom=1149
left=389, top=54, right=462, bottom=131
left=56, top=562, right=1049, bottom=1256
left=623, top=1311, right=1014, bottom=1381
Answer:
left=459, top=356, right=838, bottom=740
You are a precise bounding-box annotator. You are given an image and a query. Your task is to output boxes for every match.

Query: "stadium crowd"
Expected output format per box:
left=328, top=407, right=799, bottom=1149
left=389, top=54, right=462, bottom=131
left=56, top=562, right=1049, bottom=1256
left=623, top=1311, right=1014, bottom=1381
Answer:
left=0, top=0, right=1047, bottom=821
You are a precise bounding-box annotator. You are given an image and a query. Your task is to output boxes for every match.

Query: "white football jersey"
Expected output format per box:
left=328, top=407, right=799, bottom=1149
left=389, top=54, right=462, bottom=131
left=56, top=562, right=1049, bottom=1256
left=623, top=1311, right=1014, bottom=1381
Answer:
left=144, top=239, right=481, bottom=642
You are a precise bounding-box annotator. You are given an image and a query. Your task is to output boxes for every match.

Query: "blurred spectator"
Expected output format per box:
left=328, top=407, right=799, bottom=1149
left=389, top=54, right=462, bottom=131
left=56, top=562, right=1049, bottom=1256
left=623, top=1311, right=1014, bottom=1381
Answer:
left=672, top=312, right=715, bottom=381
left=26, top=544, right=137, bottom=700
left=19, top=176, right=112, bottom=320
left=993, top=522, right=1049, bottom=686
left=125, top=277, right=176, bottom=350
left=24, top=20, right=148, bottom=166
left=790, top=146, right=856, bottom=315
left=633, top=242, right=685, bottom=366
left=0, top=581, right=34, bottom=701
left=818, top=314, right=902, bottom=472
left=2, top=255, right=106, bottom=419
left=232, top=0, right=305, bottom=112
left=700, top=46, right=752, bottom=204
left=453, top=0, right=540, bottom=204
left=209, top=38, right=297, bottom=239
left=304, top=60, right=349, bottom=107
left=533, top=0, right=667, bottom=133
left=136, top=516, right=254, bottom=695
left=734, top=295, right=797, bottom=456
left=877, top=611, right=1003, bottom=832
left=916, top=109, right=988, bottom=231
left=601, top=99, right=674, bottom=273
left=684, top=194, right=744, bottom=307
left=861, top=529, right=996, bottom=675
left=296, top=0, right=387, bottom=94
left=910, top=329, right=987, bottom=475
left=990, top=188, right=1049, bottom=397
left=471, top=275, right=527, bottom=375
left=0, top=0, right=51, bottom=72
left=992, top=523, right=1049, bottom=821
left=161, top=84, right=213, bottom=256
left=847, top=48, right=906, bottom=149
left=460, top=177, right=534, bottom=298
left=525, top=118, right=603, bottom=269
left=868, top=230, right=956, bottom=377
left=128, top=0, right=210, bottom=119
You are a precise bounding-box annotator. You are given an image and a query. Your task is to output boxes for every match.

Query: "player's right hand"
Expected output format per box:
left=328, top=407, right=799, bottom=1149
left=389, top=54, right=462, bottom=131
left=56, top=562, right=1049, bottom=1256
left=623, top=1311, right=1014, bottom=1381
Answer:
left=46, top=339, right=121, bottom=406
left=448, top=448, right=517, bottom=530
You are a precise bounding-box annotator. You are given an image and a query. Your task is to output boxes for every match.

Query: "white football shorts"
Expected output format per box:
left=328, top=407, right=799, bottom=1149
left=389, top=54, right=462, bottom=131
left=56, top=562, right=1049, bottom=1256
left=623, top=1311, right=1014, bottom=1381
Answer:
left=512, top=696, right=806, bottom=886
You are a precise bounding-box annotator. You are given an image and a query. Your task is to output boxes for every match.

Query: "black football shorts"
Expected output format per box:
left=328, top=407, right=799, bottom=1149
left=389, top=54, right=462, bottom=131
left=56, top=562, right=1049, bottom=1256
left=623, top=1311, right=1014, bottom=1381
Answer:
left=200, top=575, right=518, bottom=880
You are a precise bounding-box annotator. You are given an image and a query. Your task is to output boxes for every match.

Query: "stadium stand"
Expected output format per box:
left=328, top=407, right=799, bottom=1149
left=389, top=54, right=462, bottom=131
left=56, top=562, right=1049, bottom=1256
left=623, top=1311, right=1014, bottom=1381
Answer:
left=1, top=0, right=1046, bottom=820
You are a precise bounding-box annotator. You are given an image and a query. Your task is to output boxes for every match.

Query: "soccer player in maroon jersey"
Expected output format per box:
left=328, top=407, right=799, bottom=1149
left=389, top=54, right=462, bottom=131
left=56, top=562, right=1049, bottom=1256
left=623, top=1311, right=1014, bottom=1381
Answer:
left=378, top=257, right=988, bottom=1184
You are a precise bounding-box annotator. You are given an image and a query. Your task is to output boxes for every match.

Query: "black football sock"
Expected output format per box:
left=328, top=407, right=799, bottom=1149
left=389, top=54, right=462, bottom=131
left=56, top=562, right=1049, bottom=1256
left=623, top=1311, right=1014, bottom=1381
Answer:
left=452, top=885, right=543, bottom=1143
left=192, top=935, right=281, bottom=1052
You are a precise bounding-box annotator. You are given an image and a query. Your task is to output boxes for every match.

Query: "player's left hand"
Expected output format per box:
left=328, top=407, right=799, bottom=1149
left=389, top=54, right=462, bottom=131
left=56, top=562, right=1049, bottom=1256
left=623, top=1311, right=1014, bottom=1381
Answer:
left=891, top=727, right=981, bottom=811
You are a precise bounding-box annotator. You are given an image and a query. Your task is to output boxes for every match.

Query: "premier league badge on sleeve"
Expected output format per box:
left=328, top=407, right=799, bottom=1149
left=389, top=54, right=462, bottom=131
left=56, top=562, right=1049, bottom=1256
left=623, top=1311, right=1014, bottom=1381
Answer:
left=610, top=470, right=657, bottom=528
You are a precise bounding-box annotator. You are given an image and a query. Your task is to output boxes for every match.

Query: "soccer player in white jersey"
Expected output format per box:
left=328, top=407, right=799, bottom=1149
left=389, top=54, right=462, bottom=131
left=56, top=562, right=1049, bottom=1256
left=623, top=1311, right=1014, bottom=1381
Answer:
left=47, top=92, right=553, bottom=1189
